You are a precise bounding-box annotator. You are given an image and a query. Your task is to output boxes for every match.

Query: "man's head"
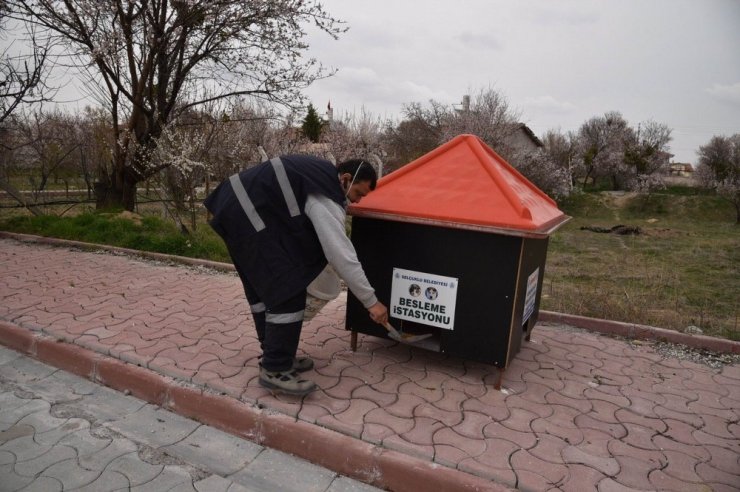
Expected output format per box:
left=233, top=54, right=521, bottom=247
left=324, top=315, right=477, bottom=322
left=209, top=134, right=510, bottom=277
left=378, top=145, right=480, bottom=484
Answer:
left=337, top=159, right=377, bottom=203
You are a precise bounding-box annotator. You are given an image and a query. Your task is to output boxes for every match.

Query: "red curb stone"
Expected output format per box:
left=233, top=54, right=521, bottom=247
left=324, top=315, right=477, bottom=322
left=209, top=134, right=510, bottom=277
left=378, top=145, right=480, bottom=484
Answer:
left=260, top=413, right=379, bottom=485
left=382, top=434, right=435, bottom=461
left=376, top=449, right=512, bottom=492
left=458, top=458, right=517, bottom=486
left=95, top=356, right=168, bottom=406
left=539, top=311, right=740, bottom=354
left=167, top=385, right=261, bottom=442
left=0, top=320, right=35, bottom=354
left=36, top=337, right=96, bottom=379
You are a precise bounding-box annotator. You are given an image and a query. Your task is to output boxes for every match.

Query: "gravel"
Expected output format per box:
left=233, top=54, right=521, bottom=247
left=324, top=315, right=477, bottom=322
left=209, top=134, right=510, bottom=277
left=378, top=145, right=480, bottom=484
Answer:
left=652, top=341, right=740, bottom=369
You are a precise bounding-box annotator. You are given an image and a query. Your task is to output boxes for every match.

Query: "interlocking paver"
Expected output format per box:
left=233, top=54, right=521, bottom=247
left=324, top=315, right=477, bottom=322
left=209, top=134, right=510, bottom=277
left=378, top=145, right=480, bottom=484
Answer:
left=510, top=447, right=569, bottom=485
left=107, top=452, right=164, bottom=486
left=105, top=404, right=200, bottom=448
left=166, top=425, right=262, bottom=476
left=1, top=341, right=384, bottom=492
left=0, top=355, right=56, bottom=383
left=13, top=444, right=77, bottom=477
left=41, top=457, right=103, bottom=489
left=33, top=417, right=89, bottom=445
left=2, top=238, right=739, bottom=491
left=194, top=475, right=249, bottom=492
left=695, top=461, right=740, bottom=488
left=0, top=463, right=35, bottom=490
left=1, top=434, right=53, bottom=462
left=561, top=444, right=620, bottom=476
left=433, top=426, right=487, bottom=457
left=77, top=439, right=141, bottom=473
left=558, top=463, right=607, bottom=492
left=528, top=432, right=570, bottom=464
left=0, top=394, right=46, bottom=425
left=445, top=409, right=488, bottom=435
left=229, top=448, right=336, bottom=492
left=650, top=470, right=704, bottom=491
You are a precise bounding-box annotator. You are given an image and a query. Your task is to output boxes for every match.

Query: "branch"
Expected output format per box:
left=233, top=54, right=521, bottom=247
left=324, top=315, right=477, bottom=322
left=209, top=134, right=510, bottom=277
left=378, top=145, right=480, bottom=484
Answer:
left=179, top=89, right=271, bottom=112
left=0, top=176, right=42, bottom=215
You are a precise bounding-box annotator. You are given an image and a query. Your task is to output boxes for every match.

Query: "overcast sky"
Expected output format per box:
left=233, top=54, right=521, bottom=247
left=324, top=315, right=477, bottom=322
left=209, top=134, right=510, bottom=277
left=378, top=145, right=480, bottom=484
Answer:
left=302, top=0, right=740, bottom=164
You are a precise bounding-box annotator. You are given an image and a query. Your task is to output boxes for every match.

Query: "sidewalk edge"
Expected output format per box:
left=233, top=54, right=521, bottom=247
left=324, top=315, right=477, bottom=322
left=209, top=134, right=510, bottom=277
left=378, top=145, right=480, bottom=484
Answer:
left=539, top=311, right=739, bottom=354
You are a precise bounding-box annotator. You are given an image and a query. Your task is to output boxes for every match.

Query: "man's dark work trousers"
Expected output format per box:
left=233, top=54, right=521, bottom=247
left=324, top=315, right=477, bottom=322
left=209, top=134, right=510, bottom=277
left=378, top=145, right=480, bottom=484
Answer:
left=223, top=231, right=306, bottom=372
left=241, top=275, right=305, bottom=372
left=261, top=291, right=305, bottom=372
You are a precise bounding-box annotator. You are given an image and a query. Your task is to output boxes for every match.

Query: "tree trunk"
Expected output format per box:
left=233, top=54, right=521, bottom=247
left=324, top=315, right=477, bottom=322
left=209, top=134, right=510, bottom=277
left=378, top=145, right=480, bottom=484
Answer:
left=94, top=169, right=137, bottom=211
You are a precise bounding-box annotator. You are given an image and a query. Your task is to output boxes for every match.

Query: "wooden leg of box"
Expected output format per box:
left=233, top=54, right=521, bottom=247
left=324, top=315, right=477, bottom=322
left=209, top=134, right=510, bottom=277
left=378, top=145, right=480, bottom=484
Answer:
left=494, top=368, right=504, bottom=391
left=351, top=330, right=358, bottom=352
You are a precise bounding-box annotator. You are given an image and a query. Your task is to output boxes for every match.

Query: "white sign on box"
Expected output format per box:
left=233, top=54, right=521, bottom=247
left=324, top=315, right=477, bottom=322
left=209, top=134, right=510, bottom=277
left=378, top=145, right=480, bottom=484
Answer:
left=523, top=267, right=539, bottom=324
left=390, top=268, right=459, bottom=330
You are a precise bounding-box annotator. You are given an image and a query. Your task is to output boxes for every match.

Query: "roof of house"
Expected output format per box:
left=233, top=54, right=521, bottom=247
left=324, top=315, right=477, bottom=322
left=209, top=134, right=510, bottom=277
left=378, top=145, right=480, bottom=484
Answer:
left=348, top=134, right=569, bottom=237
left=518, top=123, right=544, bottom=147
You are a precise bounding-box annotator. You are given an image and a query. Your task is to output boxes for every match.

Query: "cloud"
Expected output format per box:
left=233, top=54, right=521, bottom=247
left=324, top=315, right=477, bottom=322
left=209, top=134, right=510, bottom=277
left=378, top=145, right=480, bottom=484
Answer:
left=305, top=66, right=452, bottom=117
left=527, top=2, right=600, bottom=26
left=521, top=95, right=576, bottom=114
left=454, top=31, right=502, bottom=50
left=706, top=82, right=740, bottom=106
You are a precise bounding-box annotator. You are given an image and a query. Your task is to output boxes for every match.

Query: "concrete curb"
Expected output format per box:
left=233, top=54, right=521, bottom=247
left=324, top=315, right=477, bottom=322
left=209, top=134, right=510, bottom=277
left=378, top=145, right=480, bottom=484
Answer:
left=539, top=311, right=739, bottom=355
left=0, top=320, right=510, bottom=492
left=3, top=231, right=736, bottom=355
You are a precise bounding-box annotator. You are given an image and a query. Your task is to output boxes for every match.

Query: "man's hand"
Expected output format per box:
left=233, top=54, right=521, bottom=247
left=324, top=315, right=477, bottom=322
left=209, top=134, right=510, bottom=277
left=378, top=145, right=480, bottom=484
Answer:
left=367, top=302, right=388, bottom=325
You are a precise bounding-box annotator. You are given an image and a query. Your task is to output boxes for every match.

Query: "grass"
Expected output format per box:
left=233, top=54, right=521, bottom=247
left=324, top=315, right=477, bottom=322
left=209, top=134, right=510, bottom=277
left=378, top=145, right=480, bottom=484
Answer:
left=544, top=191, right=739, bottom=340
left=1, top=188, right=738, bottom=340
left=0, top=210, right=231, bottom=263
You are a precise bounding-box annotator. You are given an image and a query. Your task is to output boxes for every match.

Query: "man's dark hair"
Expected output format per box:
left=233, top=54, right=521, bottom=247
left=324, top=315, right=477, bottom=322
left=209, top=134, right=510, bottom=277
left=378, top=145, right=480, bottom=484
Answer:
left=337, top=159, right=378, bottom=190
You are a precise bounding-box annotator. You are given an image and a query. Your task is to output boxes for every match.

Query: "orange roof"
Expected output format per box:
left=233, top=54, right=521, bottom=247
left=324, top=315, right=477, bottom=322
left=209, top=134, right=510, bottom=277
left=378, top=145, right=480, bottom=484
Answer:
left=348, top=134, right=569, bottom=236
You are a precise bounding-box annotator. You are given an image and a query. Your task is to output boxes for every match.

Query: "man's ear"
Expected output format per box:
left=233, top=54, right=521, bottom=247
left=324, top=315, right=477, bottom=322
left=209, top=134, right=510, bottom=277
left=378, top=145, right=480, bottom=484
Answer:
left=340, top=173, right=352, bottom=189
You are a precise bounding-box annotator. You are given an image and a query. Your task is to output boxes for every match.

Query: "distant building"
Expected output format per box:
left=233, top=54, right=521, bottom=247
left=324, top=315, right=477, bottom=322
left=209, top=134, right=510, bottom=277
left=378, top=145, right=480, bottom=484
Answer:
left=324, top=101, right=334, bottom=128
left=668, top=162, right=693, bottom=177
left=510, top=123, right=544, bottom=153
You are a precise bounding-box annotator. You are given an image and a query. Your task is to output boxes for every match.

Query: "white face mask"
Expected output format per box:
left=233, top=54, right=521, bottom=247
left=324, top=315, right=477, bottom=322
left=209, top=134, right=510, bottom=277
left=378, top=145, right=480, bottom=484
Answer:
left=344, top=162, right=365, bottom=198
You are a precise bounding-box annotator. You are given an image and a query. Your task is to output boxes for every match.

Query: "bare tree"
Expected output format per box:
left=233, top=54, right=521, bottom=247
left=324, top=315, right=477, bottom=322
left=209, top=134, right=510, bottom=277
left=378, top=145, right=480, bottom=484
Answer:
left=322, top=107, right=385, bottom=164
left=0, top=5, right=54, bottom=215
left=508, top=149, right=572, bottom=200
left=13, top=108, right=79, bottom=200
left=440, top=87, right=520, bottom=160
left=384, top=87, right=521, bottom=172
left=383, top=110, right=441, bottom=171
left=7, top=0, right=345, bottom=211
left=542, top=129, right=577, bottom=189
left=76, top=106, right=115, bottom=200
left=622, top=120, right=672, bottom=191
left=0, top=20, right=52, bottom=124
left=696, top=134, right=740, bottom=224
left=575, top=111, right=631, bottom=189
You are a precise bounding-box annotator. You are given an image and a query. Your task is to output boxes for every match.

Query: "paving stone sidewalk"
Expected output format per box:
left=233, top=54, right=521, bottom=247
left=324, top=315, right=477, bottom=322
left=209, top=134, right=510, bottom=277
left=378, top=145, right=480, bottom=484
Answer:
left=1, top=238, right=739, bottom=491
left=0, top=346, right=381, bottom=492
